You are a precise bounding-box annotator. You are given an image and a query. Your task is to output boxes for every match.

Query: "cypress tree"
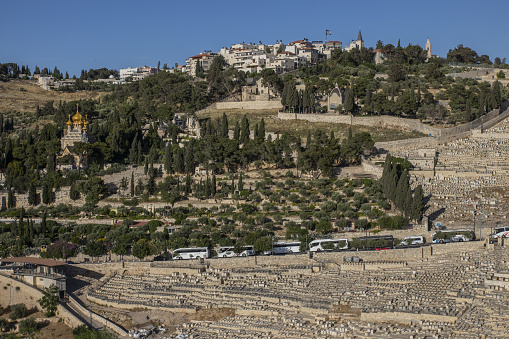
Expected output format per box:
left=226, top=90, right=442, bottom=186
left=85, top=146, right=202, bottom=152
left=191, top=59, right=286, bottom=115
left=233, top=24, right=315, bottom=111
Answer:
left=212, top=174, right=217, bottom=196
left=238, top=172, right=244, bottom=191
left=130, top=172, right=135, bottom=197
left=185, top=174, right=192, bottom=195
left=144, top=157, right=148, bottom=175
left=205, top=177, right=211, bottom=197
left=387, top=165, right=399, bottom=202
left=164, top=145, right=172, bottom=174
left=220, top=113, right=229, bottom=138
left=382, top=154, right=392, bottom=193
left=128, top=135, right=138, bottom=164
left=258, top=118, right=265, bottom=141
left=253, top=123, right=259, bottom=142
left=175, top=148, right=184, bottom=173
left=404, top=187, right=413, bottom=217
left=464, top=100, right=473, bottom=122
left=7, top=186, right=14, bottom=209
left=28, top=183, right=37, bottom=205
left=137, top=140, right=143, bottom=164
left=412, top=185, right=425, bottom=221
left=365, top=89, right=372, bottom=108
left=395, top=169, right=409, bottom=210
left=184, top=141, right=194, bottom=174
left=233, top=121, right=240, bottom=141
left=47, top=154, right=55, bottom=172
left=344, top=87, right=354, bottom=114
left=240, top=115, right=250, bottom=144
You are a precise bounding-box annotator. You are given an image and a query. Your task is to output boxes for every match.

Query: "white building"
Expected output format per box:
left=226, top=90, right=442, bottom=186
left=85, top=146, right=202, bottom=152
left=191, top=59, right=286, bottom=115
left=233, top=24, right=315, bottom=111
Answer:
left=185, top=53, right=217, bottom=76
left=344, top=29, right=364, bottom=52
left=119, top=67, right=140, bottom=81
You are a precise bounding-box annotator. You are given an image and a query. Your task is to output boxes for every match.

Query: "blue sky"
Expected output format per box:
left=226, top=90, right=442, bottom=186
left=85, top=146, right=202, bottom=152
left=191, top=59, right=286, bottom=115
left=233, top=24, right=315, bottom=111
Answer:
left=1, top=0, right=507, bottom=77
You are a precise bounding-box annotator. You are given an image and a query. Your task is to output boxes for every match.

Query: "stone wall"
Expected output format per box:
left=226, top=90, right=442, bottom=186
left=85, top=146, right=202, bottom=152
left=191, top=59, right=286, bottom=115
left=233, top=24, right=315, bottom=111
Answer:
left=68, top=295, right=128, bottom=336
left=277, top=113, right=439, bottom=136
left=200, top=101, right=283, bottom=112
left=279, top=103, right=508, bottom=154
left=360, top=311, right=457, bottom=325
left=0, top=274, right=85, bottom=330
left=73, top=241, right=485, bottom=277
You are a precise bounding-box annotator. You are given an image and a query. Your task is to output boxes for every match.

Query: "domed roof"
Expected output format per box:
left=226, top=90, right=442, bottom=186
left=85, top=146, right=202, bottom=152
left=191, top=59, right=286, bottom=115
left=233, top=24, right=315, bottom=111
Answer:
left=82, top=115, right=89, bottom=130
left=66, top=114, right=73, bottom=126
left=72, top=103, right=83, bottom=124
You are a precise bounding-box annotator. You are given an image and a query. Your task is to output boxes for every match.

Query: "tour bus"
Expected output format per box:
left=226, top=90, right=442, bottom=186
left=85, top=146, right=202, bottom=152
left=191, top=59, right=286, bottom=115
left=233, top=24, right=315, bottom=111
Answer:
left=172, top=247, right=210, bottom=260
left=218, top=245, right=256, bottom=258
left=491, top=226, right=509, bottom=238
left=309, top=239, right=349, bottom=252
left=399, top=235, right=426, bottom=246
left=431, top=229, right=475, bottom=243
left=264, top=241, right=301, bottom=255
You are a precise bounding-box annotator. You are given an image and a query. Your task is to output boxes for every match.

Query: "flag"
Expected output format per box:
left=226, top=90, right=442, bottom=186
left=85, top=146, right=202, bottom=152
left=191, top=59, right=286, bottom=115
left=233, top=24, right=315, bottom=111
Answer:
left=326, top=30, right=332, bottom=35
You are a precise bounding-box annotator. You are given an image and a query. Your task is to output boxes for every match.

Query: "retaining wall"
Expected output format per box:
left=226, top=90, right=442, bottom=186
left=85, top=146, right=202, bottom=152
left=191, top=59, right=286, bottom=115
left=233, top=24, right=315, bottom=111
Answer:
left=360, top=311, right=457, bottom=324
left=199, top=101, right=282, bottom=112
left=73, top=241, right=486, bottom=277
left=0, top=274, right=85, bottom=330
left=68, top=295, right=128, bottom=336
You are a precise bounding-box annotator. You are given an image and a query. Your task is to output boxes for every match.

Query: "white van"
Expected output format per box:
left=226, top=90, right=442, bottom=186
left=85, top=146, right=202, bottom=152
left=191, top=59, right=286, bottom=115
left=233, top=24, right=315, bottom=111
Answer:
left=400, top=235, right=425, bottom=246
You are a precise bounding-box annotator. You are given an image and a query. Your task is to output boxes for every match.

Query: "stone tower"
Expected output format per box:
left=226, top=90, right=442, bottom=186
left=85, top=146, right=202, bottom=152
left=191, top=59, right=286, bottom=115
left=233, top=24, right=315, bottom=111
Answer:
left=425, top=38, right=431, bottom=59
left=356, top=28, right=364, bottom=49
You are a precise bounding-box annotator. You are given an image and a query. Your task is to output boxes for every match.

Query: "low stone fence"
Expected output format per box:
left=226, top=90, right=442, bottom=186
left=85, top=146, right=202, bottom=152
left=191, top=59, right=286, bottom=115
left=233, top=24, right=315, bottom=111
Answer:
left=87, top=294, right=197, bottom=314
left=197, top=100, right=282, bottom=113
left=68, top=294, right=128, bottom=336
left=360, top=311, right=457, bottom=325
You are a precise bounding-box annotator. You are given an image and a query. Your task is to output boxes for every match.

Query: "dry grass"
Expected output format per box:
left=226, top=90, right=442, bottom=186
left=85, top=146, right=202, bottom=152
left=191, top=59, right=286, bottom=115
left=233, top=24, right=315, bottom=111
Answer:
left=331, top=304, right=361, bottom=316
left=0, top=80, right=101, bottom=114
left=198, top=108, right=426, bottom=142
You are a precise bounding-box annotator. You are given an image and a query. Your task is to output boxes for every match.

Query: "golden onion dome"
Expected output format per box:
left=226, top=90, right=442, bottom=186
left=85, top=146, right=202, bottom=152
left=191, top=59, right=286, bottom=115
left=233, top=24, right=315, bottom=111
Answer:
left=66, top=114, right=72, bottom=126
left=83, top=115, right=89, bottom=130
left=72, top=103, right=83, bottom=124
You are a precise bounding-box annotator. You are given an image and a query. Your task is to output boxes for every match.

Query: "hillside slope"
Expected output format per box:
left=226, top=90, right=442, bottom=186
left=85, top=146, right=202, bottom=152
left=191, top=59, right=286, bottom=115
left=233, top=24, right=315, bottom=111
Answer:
left=0, top=80, right=101, bottom=114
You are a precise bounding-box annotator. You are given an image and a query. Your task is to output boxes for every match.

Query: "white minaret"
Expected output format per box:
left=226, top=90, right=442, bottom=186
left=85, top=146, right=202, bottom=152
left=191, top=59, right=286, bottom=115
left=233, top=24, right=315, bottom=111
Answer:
left=425, top=38, right=431, bottom=59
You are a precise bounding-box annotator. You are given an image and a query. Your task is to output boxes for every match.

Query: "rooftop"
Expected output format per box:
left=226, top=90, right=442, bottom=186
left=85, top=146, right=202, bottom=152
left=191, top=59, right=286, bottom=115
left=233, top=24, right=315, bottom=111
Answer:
left=1, top=257, right=67, bottom=267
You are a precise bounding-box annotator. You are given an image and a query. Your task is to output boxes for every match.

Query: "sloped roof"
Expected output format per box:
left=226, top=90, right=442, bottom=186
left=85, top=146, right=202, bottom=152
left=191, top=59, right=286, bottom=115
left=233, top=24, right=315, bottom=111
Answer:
left=1, top=257, right=67, bottom=267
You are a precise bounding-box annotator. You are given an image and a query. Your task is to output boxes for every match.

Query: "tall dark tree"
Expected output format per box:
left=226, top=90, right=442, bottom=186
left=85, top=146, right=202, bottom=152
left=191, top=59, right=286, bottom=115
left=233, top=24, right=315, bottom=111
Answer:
left=344, top=87, right=355, bottom=114
left=233, top=121, right=240, bottom=141
left=240, top=115, right=250, bottom=144
left=412, top=185, right=425, bottom=221
left=220, top=113, right=229, bottom=138
left=130, top=172, right=135, bottom=197
left=28, top=184, right=37, bottom=206
left=164, top=145, right=172, bottom=174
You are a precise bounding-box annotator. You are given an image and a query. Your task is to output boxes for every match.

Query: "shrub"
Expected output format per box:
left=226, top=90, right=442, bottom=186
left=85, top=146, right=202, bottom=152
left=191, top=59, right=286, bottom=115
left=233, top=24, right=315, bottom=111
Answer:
left=9, top=303, right=27, bottom=320
left=19, top=318, right=37, bottom=335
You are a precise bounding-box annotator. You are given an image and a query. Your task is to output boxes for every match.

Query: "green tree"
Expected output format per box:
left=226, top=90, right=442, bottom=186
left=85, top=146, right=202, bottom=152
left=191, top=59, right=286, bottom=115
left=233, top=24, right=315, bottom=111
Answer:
left=28, top=183, right=37, bottom=206
left=84, top=241, right=107, bottom=259
left=9, top=303, right=27, bottom=320
left=240, top=115, right=250, bottom=144
left=344, top=87, right=355, bottom=113
left=133, top=239, right=152, bottom=259
left=411, top=185, right=425, bottom=221
left=38, top=285, right=59, bottom=316
left=220, top=113, right=229, bottom=138
left=0, top=318, right=10, bottom=332
left=19, top=318, right=38, bottom=336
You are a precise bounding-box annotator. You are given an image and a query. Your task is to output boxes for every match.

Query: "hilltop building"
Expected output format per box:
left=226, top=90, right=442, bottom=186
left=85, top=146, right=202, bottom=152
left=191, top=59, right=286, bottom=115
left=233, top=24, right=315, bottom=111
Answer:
left=344, top=28, right=364, bottom=52
left=119, top=66, right=158, bottom=82
left=58, top=104, right=90, bottom=169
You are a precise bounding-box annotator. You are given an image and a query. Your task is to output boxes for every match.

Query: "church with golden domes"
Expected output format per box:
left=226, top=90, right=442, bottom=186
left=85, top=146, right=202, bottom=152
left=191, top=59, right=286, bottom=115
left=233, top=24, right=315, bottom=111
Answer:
left=58, top=104, right=90, bottom=168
